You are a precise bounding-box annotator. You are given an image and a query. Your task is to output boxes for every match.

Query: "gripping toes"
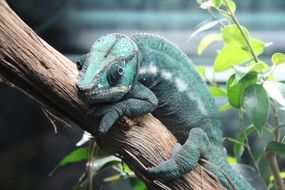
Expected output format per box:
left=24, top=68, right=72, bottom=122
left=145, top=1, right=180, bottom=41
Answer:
left=88, top=104, right=122, bottom=136
left=89, top=105, right=116, bottom=117
left=97, top=110, right=120, bottom=135
left=147, top=159, right=183, bottom=180
left=146, top=128, right=210, bottom=180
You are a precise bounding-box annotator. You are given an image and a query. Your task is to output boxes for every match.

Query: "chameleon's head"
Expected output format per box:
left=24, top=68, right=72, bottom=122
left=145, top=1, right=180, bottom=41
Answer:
left=76, top=33, right=139, bottom=104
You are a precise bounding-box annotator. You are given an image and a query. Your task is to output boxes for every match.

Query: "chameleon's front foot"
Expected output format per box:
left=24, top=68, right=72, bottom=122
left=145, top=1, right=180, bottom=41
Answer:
left=89, top=104, right=122, bottom=136
left=88, top=83, right=158, bottom=136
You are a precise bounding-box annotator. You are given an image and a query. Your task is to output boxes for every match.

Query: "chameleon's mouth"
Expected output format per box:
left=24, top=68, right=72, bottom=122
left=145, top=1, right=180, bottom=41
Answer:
left=76, top=79, right=98, bottom=92
left=78, top=86, right=131, bottom=103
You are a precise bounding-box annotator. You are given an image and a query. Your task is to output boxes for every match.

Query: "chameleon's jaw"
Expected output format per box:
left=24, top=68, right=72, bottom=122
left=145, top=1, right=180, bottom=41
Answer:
left=76, top=82, right=95, bottom=92
left=77, top=84, right=130, bottom=103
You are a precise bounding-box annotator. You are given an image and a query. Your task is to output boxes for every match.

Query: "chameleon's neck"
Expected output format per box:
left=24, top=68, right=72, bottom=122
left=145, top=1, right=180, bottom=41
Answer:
left=133, top=34, right=192, bottom=68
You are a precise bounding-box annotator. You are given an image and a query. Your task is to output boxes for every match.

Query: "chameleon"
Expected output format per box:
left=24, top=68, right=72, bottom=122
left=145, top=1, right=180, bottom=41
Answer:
left=76, top=33, right=255, bottom=190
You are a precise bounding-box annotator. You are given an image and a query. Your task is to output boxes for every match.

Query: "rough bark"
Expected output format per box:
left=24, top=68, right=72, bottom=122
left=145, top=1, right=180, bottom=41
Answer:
left=0, top=1, right=225, bottom=189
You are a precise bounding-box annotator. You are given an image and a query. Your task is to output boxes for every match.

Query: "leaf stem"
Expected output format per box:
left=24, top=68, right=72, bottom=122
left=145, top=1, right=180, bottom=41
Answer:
left=224, top=137, right=243, bottom=145
left=238, top=109, right=260, bottom=174
left=262, top=65, right=276, bottom=83
left=268, top=101, right=285, bottom=190
left=222, top=0, right=259, bottom=63
left=87, top=140, right=97, bottom=190
left=214, top=7, right=231, bottom=17
left=272, top=104, right=281, bottom=142
left=207, top=9, right=226, bottom=27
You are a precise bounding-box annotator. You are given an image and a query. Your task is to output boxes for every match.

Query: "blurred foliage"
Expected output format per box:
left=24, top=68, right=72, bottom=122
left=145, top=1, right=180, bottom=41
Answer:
left=194, top=0, right=285, bottom=189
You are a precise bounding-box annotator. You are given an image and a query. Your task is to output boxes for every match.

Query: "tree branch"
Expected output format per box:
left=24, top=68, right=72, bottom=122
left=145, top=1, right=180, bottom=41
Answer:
left=0, top=1, right=225, bottom=189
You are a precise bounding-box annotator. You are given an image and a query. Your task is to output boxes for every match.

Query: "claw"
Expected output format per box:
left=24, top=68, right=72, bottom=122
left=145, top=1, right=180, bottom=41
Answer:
left=146, top=167, right=158, bottom=179
left=96, top=110, right=120, bottom=136
left=97, top=126, right=109, bottom=136
left=87, top=107, right=97, bottom=116
left=88, top=106, right=109, bottom=117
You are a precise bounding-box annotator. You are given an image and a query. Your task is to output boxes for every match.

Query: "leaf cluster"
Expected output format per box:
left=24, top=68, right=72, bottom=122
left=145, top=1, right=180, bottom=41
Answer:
left=195, top=0, right=285, bottom=188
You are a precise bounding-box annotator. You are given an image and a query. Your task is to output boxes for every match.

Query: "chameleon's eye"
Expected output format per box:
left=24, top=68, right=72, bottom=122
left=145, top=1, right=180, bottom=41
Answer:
left=76, top=54, right=88, bottom=71
left=107, top=63, right=124, bottom=86
left=76, top=60, right=83, bottom=70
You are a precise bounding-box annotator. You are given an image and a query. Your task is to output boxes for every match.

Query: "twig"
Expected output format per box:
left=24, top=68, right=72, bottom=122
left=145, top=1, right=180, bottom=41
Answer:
left=87, top=140, right=97, bottom=190
left=266, top=152, right=284, bottom=190
left=41, top=107, right=58, bottom=133
left=271, top=103, right=281, bottom=142
left=268, top=102, right=285, bottom=190
left=41, top=106, right=72, bottom=133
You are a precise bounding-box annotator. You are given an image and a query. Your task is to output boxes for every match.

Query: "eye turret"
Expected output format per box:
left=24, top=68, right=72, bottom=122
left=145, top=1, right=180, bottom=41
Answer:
left=107, top=63, right=124, bottom=86
left=76, top=54, right=88, bottom=70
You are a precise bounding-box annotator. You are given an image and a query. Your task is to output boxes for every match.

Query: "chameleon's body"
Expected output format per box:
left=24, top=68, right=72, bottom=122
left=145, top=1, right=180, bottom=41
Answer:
left=76, top=33, right=254, bottom=189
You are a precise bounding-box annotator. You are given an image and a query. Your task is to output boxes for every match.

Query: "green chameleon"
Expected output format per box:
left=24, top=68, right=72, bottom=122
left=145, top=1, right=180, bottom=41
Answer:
left=76, top=33, right=255, bottom=189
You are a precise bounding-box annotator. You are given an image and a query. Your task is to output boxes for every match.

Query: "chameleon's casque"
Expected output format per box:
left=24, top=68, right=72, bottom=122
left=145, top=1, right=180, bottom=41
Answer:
left=76, top=33, right=258, bottom=190
left=77, top=33, right=139, bottom=103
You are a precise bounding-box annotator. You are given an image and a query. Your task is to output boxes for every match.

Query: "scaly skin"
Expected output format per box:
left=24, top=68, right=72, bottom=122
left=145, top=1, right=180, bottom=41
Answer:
left=76, top=33, right=255, bottom=190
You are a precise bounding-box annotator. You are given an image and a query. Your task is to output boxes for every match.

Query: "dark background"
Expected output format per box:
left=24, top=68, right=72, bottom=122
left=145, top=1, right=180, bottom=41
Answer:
left=0, top=0, right=285, bottom=189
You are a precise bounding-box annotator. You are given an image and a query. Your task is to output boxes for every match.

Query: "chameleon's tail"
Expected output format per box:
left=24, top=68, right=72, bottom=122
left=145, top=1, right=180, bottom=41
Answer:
left=204, top=148, right=256, bottom=190
left=217, top=162, right=255, bottom=190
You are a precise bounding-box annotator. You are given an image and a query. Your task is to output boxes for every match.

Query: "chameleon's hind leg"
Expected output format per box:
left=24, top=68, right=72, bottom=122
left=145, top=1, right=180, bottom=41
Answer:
left=147, top=128, right=210, bottom=180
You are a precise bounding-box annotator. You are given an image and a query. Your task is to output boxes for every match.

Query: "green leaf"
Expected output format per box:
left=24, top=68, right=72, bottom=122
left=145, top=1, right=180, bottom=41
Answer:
left=197, top=33, right=222, bottom=55
left=196, top=65, right=206, bottom=78
left=248, top=61, right=270, bottom=72
left=227, top=0, right=236, bottom=13
left=196, top=0, right=203, bottom=4
left=249, top=61, right=274, bottom=80
left=282, top=135, right=285, bottom=144
left=211, top=0, right=221, bottom=7
left=269, top=172, right=285, bottom=189
left=250, top=39, right=265, bottom=56
left=93, top=155, right=122, bottom=173
left=120, top=162, right=133, bottom=173
left=221, top=25, right=264, bottom=56
left=266, top=141, right=285, bottom=155
left=221, top=0, right=236, bottom=13
left=263, top=81, right=285, bottom=107
left=214, top=46, right=253, bottom=72
left=130, top=178, right=147, bottom=190
left=272, top=52, right=285, bottom=65
left=103, top=174, right=121, bottom=182
left=222, top=24, right=250, bottom=48
left=242, top=84, right=269, bottom=136
left=72, top=173, right=88, bottom=190
left=76, top=131, right=92, bottom=146
left=188, top=19, right=225, bottom=42
left=230, top=62, right=264, bottom=87
left=227, top=73, right=257, bottom=108
left=200, top=1, right=215, bottom=9
left=209, top=86, right=227, bottom=96
left=50, top=147, right=88, bottom=175
left=219, top=103, right=233, bottom=113
left=227, top=156, right=237, bottom=165
left=233, top=125, right=254, bottom=161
